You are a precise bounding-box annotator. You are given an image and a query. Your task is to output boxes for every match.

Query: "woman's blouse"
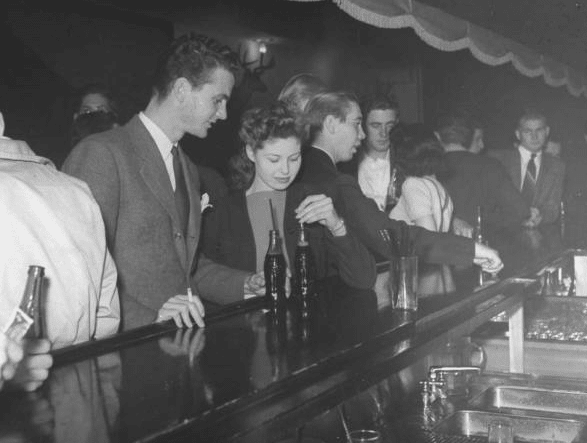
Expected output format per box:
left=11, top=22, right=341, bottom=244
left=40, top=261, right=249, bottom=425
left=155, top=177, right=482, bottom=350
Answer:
left=246, top=190, right=288, bottom=273
left=389, top=175, right=453, bottom=232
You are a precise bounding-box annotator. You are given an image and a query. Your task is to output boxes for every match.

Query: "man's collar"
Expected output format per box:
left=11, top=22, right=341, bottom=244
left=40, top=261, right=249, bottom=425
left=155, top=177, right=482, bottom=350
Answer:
left=0, top=137, right=54, bottom=167
left=139, top=112, right=174, bottom=155
left=518, top=144, right=542, bottom=159
left=311, top=144, right=336, bottom=166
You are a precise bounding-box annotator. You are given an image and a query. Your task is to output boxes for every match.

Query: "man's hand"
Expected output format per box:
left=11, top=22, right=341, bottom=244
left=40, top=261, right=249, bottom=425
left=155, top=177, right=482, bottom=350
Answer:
left=452, top=217, right=473, bottom=238
left=522, top=207, right=542, bottom=229
left=244, top=272, right=265, bottom=299
left=157, top=294, right=205, bottom=328
left=0, top=332, right=24, bottom=390
left=295, top=194, right=346, bottom=236
left=473, top=242, right=504, bottom=275
left=10, top=338, right=53, bottom=392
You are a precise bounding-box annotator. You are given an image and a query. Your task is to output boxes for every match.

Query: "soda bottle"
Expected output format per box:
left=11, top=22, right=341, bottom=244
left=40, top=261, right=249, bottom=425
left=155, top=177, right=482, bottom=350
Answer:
left=3, top=265, right=45, bottom=341
left=473, top=205, right=484, bottom=244
left=264, top=230, right=286, bottom=309
left=294, top=222, right=315, bottom=307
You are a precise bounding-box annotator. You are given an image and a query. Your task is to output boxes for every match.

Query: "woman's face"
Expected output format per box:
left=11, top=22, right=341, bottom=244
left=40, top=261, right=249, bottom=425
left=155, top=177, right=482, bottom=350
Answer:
left=247, top=137, right=302, bottom=192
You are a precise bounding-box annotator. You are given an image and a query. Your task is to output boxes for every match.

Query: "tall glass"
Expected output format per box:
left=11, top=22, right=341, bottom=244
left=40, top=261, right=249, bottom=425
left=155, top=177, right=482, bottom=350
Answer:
left=388, top=256, right=418, bottom=311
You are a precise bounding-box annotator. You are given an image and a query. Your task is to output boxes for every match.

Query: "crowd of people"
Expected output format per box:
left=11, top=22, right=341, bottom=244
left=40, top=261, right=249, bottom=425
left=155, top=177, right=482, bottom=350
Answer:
left=3, top=30, right=564, bottom=392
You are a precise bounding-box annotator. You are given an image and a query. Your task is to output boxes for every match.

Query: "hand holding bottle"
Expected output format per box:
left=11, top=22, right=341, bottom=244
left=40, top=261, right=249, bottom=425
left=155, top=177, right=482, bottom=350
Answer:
left=0, top=332, right=24, bottom=390
left=9, top=338, right=53, bottom=392
left=295, top=194, right=346, bottom=236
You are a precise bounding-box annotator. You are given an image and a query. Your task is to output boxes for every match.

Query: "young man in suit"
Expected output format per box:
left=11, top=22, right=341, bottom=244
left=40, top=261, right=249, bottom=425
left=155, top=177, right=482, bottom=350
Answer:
left=64, top=34, right=263, bottom=331
left=298, top=91, right=503, bottom=273
left=490, top=109, right=565, bottom=227
left=436, top=113, right=533, bottom=230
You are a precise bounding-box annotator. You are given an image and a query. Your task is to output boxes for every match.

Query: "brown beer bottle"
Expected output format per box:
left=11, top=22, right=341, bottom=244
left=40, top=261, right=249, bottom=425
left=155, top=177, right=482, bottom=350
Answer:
left=4, top=265, right=45, bottom=341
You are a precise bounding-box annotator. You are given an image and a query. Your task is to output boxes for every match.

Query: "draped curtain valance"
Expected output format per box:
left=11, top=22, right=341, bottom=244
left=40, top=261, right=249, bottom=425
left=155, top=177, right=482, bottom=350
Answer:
left=287, top=0, right=587, bottom=98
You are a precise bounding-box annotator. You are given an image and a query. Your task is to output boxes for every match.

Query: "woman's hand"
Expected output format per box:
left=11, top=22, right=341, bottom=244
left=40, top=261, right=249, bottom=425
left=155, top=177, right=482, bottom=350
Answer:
left=473, top=242, right=504, bottom=274
left=295, top=194, right=346, bottom=236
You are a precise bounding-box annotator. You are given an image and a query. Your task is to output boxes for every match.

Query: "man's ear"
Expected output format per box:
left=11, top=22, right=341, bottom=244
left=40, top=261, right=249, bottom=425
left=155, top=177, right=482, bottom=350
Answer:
left=433, top=131, right=441, bottom=142
left=324, top=115, right=338, bottom=135
left=515, top=129, right=521, bottom=142
left=172, top=77, right=191, bottom=103
left=545, top=126, right=550, bottom=139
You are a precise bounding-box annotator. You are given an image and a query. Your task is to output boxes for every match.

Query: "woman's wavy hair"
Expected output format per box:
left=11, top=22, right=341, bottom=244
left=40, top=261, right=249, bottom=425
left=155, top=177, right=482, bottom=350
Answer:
left=228, top=102, right=305, bottom=190
left=396, top=132, right=447, bottom=178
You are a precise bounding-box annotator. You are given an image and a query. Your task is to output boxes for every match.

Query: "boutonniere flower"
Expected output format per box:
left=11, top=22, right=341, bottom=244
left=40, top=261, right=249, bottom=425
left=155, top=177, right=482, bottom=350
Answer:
left=200, top=193, right=213, bottom=214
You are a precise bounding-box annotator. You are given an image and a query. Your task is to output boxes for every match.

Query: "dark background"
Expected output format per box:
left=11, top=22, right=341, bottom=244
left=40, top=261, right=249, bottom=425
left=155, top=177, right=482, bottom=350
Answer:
left=3, top=0, right=587, bottom=243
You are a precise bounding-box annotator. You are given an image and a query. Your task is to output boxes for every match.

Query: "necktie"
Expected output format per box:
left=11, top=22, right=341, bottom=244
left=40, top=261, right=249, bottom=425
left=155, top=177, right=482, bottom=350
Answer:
left=521, top=153, right=537, bottom=205
left=172, top=145, right=189, bottom=235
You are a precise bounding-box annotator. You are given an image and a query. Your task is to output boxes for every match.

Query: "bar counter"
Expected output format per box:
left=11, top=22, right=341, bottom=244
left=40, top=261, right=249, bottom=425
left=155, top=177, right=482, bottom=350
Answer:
left=0, top=225, right=569, bottom=442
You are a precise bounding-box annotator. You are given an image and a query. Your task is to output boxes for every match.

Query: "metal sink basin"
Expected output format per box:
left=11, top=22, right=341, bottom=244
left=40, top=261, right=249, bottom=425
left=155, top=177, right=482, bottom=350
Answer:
left=432, top=410, right=587, bottom=442
left=472, top=386, right=587, bottom=417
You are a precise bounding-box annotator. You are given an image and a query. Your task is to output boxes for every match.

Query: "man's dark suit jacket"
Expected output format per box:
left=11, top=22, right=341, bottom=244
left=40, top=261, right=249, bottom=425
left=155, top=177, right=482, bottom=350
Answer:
left=490, top=148, right=565, bottom=225
left=201, top=186, right=377, bottom=290
left=298, top=147, right=474, bottom=266
left=63, top=115, right=249, bottom=330
left=441, top=151, right=530, bottom=229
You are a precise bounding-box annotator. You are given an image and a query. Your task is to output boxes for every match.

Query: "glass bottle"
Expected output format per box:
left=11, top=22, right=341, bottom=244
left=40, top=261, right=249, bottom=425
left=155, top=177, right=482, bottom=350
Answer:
left=473, top=205, right=484, bottom=244
left=4, top=265, right=45, bottom=340
left=559, top=200, right=566, bottom=243
left=264, top=230, right=286, bottom=309
left=294, top=222, right=315, bottom=308
left=384, top=167, right=399, bottom=214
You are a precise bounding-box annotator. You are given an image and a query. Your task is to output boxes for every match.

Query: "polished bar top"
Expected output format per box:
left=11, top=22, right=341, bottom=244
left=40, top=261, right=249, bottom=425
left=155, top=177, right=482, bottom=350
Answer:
left=0, top=225, right=566, bottom=443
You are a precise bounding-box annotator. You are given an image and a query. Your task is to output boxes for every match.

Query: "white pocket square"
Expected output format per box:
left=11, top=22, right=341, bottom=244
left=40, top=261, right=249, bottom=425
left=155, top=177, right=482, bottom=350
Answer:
left=200, top=193, right=213, bottom=213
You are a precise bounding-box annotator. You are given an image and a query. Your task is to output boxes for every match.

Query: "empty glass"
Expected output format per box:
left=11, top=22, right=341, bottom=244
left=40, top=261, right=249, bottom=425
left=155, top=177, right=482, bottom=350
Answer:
left=349, top=429, right=381, bottom=443
left=488, top=419, right=514, bottom=443
left=388, top=256, right=418, bottom=311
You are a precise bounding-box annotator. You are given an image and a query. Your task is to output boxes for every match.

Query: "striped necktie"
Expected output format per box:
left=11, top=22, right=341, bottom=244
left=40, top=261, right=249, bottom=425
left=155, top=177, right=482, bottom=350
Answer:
left=521, top=153, right=537, bottom=205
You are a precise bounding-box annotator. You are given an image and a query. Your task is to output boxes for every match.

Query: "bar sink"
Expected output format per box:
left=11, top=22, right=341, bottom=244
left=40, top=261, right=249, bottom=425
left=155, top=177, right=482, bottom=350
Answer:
left=471, top=386, right=587, bottom=417
left=432, top=410, right=587, bottom=442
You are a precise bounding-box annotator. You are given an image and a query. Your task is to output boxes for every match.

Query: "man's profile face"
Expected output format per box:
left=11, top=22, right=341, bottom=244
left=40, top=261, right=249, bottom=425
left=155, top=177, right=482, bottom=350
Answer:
left=182, top=67, right=235, bottom=139
left=516, top=118, right=549, bottom=153
left=469, top=128, right=485, bottom=154
left=365, top=108, right=398, bottom=154
left=332, top=102, right=365, bottom=163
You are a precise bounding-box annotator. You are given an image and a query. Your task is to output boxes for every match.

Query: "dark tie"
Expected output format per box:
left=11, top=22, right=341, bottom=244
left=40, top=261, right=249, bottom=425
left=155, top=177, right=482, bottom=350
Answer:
left=521, top=153, right=537, bottom=205
left=172, top=145, right=189, bottom=235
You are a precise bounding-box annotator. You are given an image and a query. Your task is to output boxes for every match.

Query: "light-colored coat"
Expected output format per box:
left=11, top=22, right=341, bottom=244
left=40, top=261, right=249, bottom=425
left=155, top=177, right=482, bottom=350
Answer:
left=63, top=115, right=248, bottom=330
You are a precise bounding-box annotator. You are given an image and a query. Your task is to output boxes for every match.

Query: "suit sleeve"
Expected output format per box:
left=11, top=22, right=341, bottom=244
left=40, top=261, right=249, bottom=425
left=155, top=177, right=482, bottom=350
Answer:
left=62, top=138, right=121, bottom=249
left=326, top=228, right=377, bottom=289
left=539, top=160, right=566, bottom=224
left=95, top=249, right=121, bottom=339
left=335, top=175, right=474, bottom=267
left=193, top=254, right=250, bottom=305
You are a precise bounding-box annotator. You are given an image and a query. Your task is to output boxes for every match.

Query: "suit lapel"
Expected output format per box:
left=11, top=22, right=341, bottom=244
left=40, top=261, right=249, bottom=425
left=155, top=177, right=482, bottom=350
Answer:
left=535, top=153, right=552, bottom=201
left=128, top=116, right=188, bottom=270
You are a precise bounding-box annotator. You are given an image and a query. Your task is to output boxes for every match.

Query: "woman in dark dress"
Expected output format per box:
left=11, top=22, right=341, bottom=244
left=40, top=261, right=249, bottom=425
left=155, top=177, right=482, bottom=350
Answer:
left=202, top=102, right=376, bottom=295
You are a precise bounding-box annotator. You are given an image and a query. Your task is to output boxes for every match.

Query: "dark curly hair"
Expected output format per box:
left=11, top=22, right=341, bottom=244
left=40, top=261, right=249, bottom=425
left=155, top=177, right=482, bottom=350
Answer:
left=396, top=133, right=447, bottom=178
left=228, top=102, right=305, bottom=190
left=152, top=32, right=238, bottom=99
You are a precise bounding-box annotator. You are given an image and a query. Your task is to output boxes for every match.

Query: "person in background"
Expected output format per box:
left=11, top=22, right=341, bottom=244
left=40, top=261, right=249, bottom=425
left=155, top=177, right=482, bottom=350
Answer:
left=353, top=94, right=401, bottom=211
left=63, top=33, right=263, bottom=330
left=437, top=113, right=534, bottom=230
left=203, top=102, right=375, bottom=290
left=72, top=83, right=119, bottom=122
left=490, top=108, right=565, bottom=226
left=277, top=73, right=327, bottom=114
left=0, top=111, right=120, bottom=391
left=298, top=91, right=503, bottom=274
left=390, top=134, right=453, bottom=233
left=70, top=110, right=119, bottom=147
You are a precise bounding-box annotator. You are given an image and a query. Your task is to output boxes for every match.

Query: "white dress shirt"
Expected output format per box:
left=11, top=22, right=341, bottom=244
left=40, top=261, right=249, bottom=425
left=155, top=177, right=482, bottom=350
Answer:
left=518, top=145, right=542, bottom=190
left=139, top=112, right=177, bottom=190
left=358, top=151, right=390, bottom=211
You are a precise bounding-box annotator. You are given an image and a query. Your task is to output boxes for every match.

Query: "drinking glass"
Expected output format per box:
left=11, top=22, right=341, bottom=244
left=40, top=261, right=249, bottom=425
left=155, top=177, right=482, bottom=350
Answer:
left=388, top=256, right=418, bottom=311
left=487, top=419, right=514, bottom=443
left=349, top=429, right=381, bottom=443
